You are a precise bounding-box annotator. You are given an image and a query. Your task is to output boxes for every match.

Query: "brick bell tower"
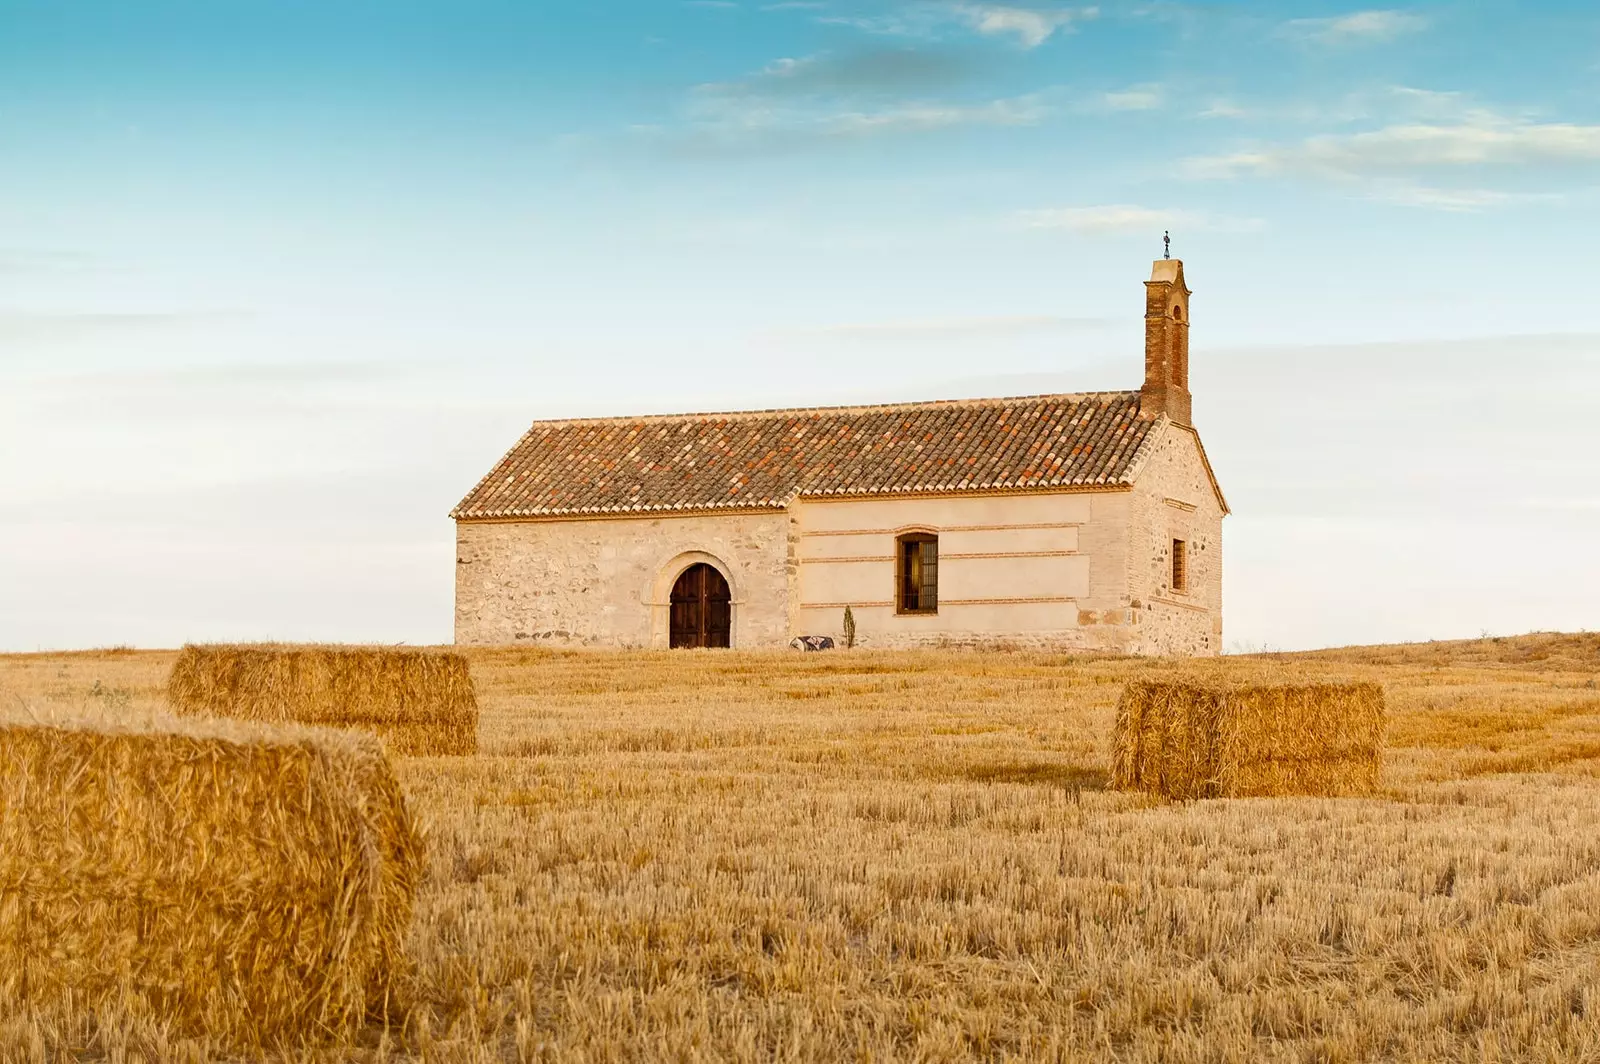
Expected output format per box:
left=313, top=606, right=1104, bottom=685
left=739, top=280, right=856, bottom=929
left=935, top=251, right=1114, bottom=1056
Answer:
left=1140, top=242, right=1191, bottom=426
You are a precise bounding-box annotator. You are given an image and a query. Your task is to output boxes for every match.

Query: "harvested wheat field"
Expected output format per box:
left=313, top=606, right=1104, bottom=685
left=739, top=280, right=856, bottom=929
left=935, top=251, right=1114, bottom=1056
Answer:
left=2, top=632, right=1600, bottom=1062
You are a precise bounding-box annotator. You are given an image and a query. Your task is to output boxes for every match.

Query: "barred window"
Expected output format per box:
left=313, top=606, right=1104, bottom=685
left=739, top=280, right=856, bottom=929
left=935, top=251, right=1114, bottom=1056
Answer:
left=1172, top=539, right=1188, bottom=593
left=896, top=534, right=938, bottom=614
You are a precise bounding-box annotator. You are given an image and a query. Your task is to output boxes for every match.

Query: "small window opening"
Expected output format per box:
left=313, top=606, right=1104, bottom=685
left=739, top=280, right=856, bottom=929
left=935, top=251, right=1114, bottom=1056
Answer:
left=1171, top=539, right=1188, bottom=593
left=1172, top=304, right=1183, bottom=321
left=896, top=533, right=938, bottom=614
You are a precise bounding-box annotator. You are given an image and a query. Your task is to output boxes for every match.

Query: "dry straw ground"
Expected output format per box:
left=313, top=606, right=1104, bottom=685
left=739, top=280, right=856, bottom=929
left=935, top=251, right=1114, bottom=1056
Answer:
left=2, top=631, right=1599, bottom=1062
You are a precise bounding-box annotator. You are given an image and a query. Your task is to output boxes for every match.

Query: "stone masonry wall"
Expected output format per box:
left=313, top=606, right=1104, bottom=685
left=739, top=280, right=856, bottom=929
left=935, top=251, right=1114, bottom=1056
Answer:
left=454, top=511, right=792, bottom=648
left=1124, top=420, right=1224, bottom=656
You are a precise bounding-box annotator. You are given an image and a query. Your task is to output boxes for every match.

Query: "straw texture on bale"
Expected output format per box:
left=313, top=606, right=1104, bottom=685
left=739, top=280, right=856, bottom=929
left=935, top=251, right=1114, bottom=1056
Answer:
left=1111, top=679, right=1386, bottom=799
left=168, top=643, right=479, bottom=755
left=0, top=709, right=424, bottom=1048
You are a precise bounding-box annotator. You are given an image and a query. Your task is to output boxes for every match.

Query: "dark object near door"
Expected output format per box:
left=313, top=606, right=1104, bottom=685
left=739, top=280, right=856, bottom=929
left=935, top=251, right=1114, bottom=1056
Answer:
left=670, top=563, right=732, bottom=648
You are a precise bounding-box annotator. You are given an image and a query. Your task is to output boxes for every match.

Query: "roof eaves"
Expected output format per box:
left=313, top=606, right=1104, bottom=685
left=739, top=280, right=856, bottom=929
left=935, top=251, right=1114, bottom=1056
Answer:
left=497, top=389, right=1140, bottom=432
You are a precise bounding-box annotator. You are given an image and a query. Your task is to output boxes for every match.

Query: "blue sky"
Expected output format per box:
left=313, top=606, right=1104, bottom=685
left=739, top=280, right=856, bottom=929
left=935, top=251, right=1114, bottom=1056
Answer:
left=3, top=1, right=1598, bottom=650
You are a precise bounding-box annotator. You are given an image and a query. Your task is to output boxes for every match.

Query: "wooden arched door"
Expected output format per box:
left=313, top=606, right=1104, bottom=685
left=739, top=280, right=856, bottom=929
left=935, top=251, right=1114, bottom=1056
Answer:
left=669, top=563, right=731, bottom=648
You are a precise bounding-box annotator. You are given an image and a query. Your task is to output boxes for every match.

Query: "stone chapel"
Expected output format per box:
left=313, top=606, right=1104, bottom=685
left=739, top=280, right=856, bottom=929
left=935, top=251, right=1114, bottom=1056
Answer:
left=451, top=258, right=1227, bottom=655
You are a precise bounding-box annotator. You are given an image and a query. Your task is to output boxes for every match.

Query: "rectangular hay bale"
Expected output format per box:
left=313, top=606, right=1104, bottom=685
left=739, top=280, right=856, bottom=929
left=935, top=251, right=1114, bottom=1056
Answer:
left=1111, top=679, right=1386, bottom=799
left=0, top=709, right=424, bottom=1049
left=167, top=643, right=479, bottom=755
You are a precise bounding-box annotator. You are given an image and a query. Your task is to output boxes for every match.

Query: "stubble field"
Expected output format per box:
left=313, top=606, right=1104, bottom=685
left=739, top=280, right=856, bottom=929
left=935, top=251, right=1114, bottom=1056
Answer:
left=3, top=633, right=1600, bottom=1063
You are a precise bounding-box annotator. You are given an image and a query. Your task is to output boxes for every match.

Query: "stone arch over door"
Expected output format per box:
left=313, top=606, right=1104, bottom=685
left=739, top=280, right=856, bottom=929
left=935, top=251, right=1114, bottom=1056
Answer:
left=670, top=563, right=731, bottom=648
left=648, top=551, right=740, bottom=649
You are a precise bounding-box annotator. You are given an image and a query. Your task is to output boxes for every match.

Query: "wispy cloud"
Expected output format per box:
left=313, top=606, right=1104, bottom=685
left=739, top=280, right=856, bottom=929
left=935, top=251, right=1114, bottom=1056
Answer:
left=822, top=2, right=1096, bottom=49
left=1364, top=184, right=1566, bottom=212
left=776, top=313, right=1114, bottom=339
left=648, top=25, right=1062, bottom=158
left=1097, top=83, right=1163, bottom=111
left=1282, top=9, right=1428, bottom=45
left=1014, top=204, right=1262, bottom=234
left=640, top=90, right=1052, bottom=157
left=1183, top=96, right=1588, bottom=210
left=696, top=49, right=982, bottom=98
left=953, top=3, right=1096, bottom=48
left=1386, top=86, right=1472, bottom=118
left=1520, top=497, right=1600, bottom=512
left=16, top=360, right=395, bottom=392
left=802, top=95, right=1048, bottom=134
left=1191, top=85, right=1472, bottom=126
left=1188, top=115, right=1600, bottom=180
left=0, top=311, right=245, bottom=343
left=1198, top=99, right=1248, bottom=120
left=0, top=249, right=105, bottom=275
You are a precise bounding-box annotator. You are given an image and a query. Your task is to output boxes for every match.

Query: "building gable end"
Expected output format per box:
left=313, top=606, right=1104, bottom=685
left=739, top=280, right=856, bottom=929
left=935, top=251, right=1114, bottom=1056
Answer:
left=1126, top=417, right=1228, bottom=515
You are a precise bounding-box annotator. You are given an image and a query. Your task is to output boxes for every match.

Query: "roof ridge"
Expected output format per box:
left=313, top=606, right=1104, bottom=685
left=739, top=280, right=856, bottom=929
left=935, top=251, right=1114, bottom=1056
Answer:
left=451, top=389, right=1157, bottom=520
left=508, top=390, right=1142, bottom=430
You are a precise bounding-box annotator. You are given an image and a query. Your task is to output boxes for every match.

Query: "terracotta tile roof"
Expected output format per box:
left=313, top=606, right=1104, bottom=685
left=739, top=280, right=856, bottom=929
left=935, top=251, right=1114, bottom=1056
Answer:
left=452, top=391, right=1157, bottom=519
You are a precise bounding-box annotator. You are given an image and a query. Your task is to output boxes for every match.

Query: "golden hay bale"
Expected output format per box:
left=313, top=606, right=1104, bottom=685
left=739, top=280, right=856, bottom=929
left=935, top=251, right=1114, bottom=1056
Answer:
left=1111, top=679, right=1386, bottom=799
left=167, top=643, right=479, bottom=755
left=0, top=708, right=424, bottom=1049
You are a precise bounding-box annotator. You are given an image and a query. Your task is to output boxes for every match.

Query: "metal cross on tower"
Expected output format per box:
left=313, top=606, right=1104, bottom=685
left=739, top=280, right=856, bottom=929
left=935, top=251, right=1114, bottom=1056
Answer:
left=1163, top=231, right=1170, bottom=260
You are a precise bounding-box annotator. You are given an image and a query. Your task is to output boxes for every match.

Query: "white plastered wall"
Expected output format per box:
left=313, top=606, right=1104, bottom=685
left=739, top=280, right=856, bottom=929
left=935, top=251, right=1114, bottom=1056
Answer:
left=792, top=490, right=1139, bottom=650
